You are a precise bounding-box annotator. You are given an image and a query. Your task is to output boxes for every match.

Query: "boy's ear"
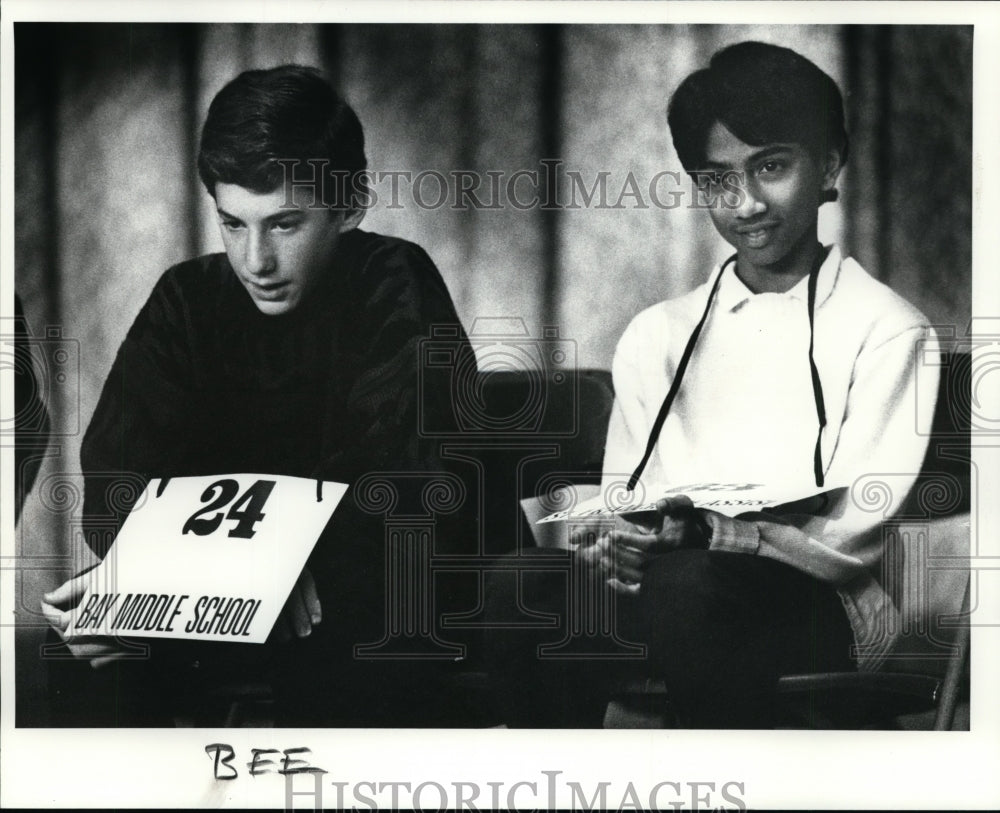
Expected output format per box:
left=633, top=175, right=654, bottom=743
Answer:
left=338, top=206, right=366, bottom=234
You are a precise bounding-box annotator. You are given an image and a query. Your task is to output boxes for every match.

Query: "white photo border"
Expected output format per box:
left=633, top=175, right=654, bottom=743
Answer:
left=2, top=1, right=998, bottom=809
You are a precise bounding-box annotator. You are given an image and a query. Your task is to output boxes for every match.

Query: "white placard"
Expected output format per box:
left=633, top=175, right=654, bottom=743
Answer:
left=537, top=481, right=844, bottom=523
left=65, top=473, right=347, bottom=643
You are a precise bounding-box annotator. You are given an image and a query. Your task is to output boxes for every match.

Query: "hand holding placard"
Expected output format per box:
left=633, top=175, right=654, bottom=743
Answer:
left=41, top=572, right=130, bottom=668
left=60, top=473, right=347, bottom=644
left=272, top=567, right=323, bottom=642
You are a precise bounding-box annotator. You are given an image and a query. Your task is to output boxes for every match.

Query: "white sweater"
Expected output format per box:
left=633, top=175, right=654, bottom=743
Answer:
left=603, top=245, right=939, bottom=670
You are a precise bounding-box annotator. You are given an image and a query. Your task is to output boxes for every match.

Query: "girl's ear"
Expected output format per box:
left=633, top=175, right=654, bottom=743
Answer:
left=820, top=148, right=843, bottom=194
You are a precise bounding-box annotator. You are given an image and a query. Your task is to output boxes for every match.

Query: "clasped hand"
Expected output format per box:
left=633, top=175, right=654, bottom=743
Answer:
left=572, top=495, right=711, bottom=595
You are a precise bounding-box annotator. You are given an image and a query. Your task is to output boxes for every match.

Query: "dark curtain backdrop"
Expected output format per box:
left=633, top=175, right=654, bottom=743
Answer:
left=12, top=23, right=972, bottom=723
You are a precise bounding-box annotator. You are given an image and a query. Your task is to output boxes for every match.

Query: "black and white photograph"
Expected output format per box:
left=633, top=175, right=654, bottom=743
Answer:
left=2, top=1, right=998, bottom=808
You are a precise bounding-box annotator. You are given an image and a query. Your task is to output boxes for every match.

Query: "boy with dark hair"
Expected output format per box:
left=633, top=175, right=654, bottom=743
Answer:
left=41, top=64, right=474, bottom=726
left=489, top=41, right=938, bottom=728
left=198, top=64, right=369, bottom=216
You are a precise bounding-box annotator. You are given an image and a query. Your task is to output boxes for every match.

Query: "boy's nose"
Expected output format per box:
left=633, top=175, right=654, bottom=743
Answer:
left=244, top=232, right=276, bottom=276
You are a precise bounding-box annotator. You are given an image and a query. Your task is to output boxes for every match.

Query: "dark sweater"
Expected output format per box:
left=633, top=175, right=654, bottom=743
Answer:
left=72, top=229, right=477, bottom=725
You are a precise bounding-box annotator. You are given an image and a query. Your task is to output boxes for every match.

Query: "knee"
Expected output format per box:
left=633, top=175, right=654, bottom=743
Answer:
left=637, top=549, right=743, bottom=662
left=640, top=548, right=720, bottom=613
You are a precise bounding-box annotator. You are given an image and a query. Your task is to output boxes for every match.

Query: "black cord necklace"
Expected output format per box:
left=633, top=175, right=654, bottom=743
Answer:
left=626, top=246, right=830, bottom=492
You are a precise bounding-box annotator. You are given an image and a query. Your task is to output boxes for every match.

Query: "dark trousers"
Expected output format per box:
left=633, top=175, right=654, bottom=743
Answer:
left=44, top=609, right=475, bottom=728
left=484, top=547, right=856, bottom=728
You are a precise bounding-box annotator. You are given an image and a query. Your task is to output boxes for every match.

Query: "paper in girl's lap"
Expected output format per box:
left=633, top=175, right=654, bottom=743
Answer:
left=537, top=481, right=844, bottom=523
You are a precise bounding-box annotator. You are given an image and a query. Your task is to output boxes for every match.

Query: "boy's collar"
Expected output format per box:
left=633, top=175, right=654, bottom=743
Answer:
left=715, top=244, right=841, bottom=312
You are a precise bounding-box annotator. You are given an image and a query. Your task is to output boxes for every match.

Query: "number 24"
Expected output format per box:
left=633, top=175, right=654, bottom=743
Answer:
left=182, top=479, right=276, bottom=539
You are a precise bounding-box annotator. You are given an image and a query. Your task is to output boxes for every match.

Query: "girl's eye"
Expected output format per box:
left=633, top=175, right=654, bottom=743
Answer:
left=270, top=221, right=299, bottom=233
left=759, top=160, right=784, bottom=174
